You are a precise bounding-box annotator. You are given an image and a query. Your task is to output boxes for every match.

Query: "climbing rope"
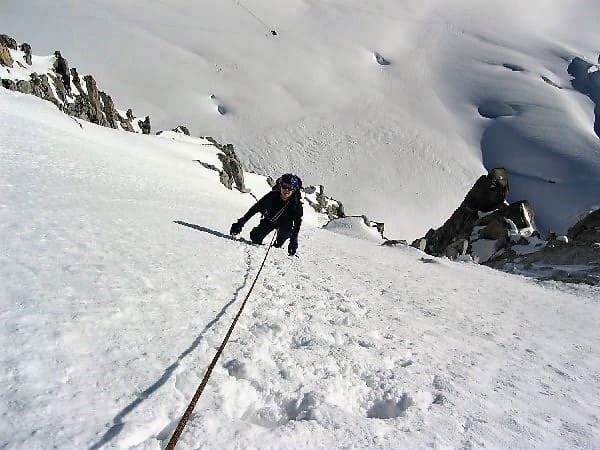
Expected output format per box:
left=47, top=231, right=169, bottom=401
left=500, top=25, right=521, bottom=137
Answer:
left=166, top=233, right=276, bottom=449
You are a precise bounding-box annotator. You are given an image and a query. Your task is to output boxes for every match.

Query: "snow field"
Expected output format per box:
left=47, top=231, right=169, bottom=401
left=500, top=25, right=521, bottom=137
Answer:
left=2, top=89, right=600, bottom=449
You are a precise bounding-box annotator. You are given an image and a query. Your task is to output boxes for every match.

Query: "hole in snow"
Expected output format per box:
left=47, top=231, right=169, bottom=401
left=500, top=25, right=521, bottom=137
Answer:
left=367, top=393, right=413, bottom=419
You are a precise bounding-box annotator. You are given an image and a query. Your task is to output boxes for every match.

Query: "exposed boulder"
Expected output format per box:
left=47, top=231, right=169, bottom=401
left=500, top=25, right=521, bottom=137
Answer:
left=415, top=169, right=535, bottom=264
left=49, top=74, right=69, bottom=103
left=1, top=78, right=16, bottom=90
left=0, top=44, right=14, bottom=68
left=419, top=168, right=510, bottom=257
left=193, top=139, right=248, bottom=192
left=20, top=43, right=32, bottom=65
left=99, top=91, right=120, bottom=128
left=464, top=168, right=509, bottom=212
left=83, top=75, right=108, bottom=126
left=53, top=51, right=71, bottom=92
left=118, top=114, right=135, bottom=133
left=30, top=73, right=61, bottom=107
left=0, top=34, right=18, bottom=50
left=63, top=95, right=93, bottom=122
left=217, top=143, right=247, bottom=191
left=415, top=171, right=598, bottom=284
left=567, top=208, right=600, bottom=244
left=172, top=125, right=190, bottom=135
left=70, top=68, right=87, bottom=96
left=138, top=116, right=151, bottom=134
left=302, top=184, right=345, bottom=220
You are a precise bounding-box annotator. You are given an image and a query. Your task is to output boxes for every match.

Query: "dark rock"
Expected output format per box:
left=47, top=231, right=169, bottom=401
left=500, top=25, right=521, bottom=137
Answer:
left=49, top=74, right=69, bottom=103
left=138, top=116, right=151, bottom=134
left=464, top=168, right=509, bottom=212
left=53, top=51, right=71, bottom=92
left=0, top=34, right=18, bottom=50
left=315, top=185, right=345, bottom=218
left=418, top=170, right=538, bottom=264
left=421, top=168, right=509, bottom=256
left=20, top=43, right=32, bottom=65
left=479, top=218, right=510, bottom=241
left=411, top=238, right=427, bottom=252
left=0, top=44, right=14, bottom=68
left=382, top=239, right=407, bottom=247
left=29, top=73, right=61, bottom=107
left=2, top=39, right=148, bottom=135
left=84, top=75, right=108, bottom=126
left=445, top=238, right=469, bottom=259
left=217, top=143, right=246, bottom=191
left=424, top=206, right=478, bottom=256
left=301, top=184, right=345, bottom=220
left=175, top=125, right=190, bottom=135
left=2, top=78, right=16, bottom=90
left=70, top=68, right=86, bottom=96
left=567, top=208, right=600, bottom=244
left=118, top=113, right=135, bottom=132
left=64, top=95, right=92, bottom=122
left=99, top=91, right=119, bottom=128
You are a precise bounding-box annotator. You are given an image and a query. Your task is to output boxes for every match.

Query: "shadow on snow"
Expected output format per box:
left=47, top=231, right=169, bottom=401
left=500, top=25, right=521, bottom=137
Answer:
left=89, top=221, right=254, bottom=449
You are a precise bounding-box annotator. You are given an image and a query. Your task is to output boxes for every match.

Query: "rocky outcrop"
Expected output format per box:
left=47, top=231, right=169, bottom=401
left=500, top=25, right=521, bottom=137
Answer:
left=195, top=139, right=247, bottom=192
left=568, top=208, right=600, bottom=244
left=20, top=43, right=32, bottom=65
left=486, top=208, right=600, bottom=286
left=419, top=168, right=511, bottom=257
left=84, top=75, right=108, bottom=126
left=53, top=51, right=71, bottom=92
left=0, top=44, right=14, bottom=68
left=0, top=34, right=18, bottom=50
left=30, top=73, right=61, bottom=107
left=217, top=143, right=246, bottom=191
left=138, top=116, right=151, bottom=134
left=99, top=91, right=120, bottom=128
left=172, top=125, right=190, bottom=135
left=302, top=185, right=345, bottom=219
left=410, top=168, right=598, bottom=285
left=1, top=36, right=149, bottom=134
left=70, top=68, right=86, bottom=96
left=412, top=168, right=536, bottom=262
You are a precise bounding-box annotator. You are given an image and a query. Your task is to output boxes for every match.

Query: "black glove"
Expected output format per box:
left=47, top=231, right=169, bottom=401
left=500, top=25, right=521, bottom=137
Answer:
left=230, top=220, right=243, bottom=235
left=288, top=235, right=298, bottom=255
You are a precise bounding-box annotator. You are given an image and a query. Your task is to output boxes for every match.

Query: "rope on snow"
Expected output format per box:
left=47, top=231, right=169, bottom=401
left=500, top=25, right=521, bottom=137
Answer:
left=166, top=233, right=276, bottom=449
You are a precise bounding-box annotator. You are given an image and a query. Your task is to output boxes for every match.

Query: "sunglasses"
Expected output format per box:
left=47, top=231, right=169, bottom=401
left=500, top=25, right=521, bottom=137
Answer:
left=280, top=183, right=295, bottom=192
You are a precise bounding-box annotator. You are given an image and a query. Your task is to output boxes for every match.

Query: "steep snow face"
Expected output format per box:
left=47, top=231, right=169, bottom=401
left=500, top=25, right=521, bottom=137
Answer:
left=2, top=88, right=600, bottom=450
left=2, top=1, right=600, bottom=238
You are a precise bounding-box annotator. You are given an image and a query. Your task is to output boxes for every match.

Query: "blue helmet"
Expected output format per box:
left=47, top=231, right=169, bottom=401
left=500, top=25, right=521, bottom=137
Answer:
left=281, top=173, right=301, bottom=188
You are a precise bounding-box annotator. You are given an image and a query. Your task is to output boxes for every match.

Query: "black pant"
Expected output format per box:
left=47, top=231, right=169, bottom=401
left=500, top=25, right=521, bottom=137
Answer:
left=250, top=219, right=292, bottom=247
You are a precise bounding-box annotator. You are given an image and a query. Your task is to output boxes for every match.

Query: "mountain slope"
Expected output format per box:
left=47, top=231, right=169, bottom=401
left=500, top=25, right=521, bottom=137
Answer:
left=2, top=89, right=599, bottom=449
left=3, top=0, right=599, bottom=238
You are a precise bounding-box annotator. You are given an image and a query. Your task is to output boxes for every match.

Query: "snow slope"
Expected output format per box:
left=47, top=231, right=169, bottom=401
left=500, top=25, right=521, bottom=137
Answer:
left=2, top=0, right=599, bottom=239
left=2, top=89, right=600, bottom=449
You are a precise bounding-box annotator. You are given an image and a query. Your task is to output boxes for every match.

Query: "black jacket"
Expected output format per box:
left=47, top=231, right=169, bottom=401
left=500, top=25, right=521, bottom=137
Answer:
left=239, top=190, right=303, bottom=236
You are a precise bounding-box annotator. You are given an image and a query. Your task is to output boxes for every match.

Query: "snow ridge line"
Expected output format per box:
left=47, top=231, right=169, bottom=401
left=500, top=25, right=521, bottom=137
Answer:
left=166, top=233, right=276, bottom=449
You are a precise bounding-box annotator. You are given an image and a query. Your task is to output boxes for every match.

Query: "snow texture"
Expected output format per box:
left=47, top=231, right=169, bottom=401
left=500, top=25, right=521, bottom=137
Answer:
left=1, top=1, right=600, bottom=448
left=2, top=88, right=600, bottom=450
